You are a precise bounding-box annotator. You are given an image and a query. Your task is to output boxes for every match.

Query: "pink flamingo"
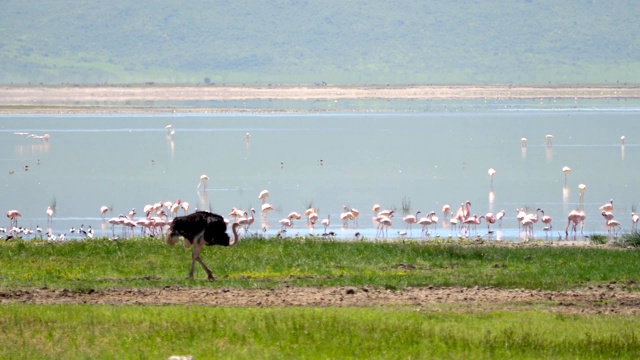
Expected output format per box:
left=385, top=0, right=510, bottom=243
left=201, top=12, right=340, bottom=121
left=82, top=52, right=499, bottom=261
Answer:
left=496, top=210, right=506, bottom=228
left=418, top=213, right=433, bottom=237
left=441, top=204, right=451, bottom=220
left=350, top=208, right=360, bottom=227
left=601, top=210, right=614, bottom=224
left=340, top=206, right=354, bottom=227
left=599, top=199, right=614, bottom=212
left=237, top=208, right=256, bottom=234
left=428, top=211, right=439, bottom=234
left=606, top=219, right=621, bottom=236
left=6, top=210, right=21, bottom=227
left=632, top=212, right=639, bottom=231
left=402, top=211, right=421, bottom=235
left=537, top=208, right=553, bottom=237
left=304, top=207, right=316, bottom=226
left=376, top=214, right=393, bottom=238
left=565, top=210, right=582, bottom=239
left=485, top=212, right=496, bottom=233
left=321, top=214, right=331, bottom=234
left=46, top=206, right=54, bottom=227
left=100, top=205, right=110, bottom=219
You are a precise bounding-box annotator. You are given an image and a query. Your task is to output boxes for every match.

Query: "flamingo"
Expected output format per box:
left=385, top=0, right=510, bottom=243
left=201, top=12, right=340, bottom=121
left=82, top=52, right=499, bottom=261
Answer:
left=418, top=213, right=433, bottom=237
left=562, top=166, right=571, bottom=184
left=304, top=207, right=316, bottom=226
left=462, top=214, right=480, bottom=236
left=428, top=211, right=439, bottom=234
left=286, top=211, right=302, bottom=227
left=180, top=201, right=190, bottom=214
left=278, top=217, right=293, bottom=231
left=441, top=204, right=451, bottom=219
left=496, top=210, right=506, bottom=227
left=402, top=211, right=421, bottom=235
left=521, top=216, right=534, bottom=239
left=100, top=205, right=110, bottom=219
left=601, top=210, right=614, bottom=222
left=516, top=208, right=527, bottom=231
left=565, top=210, right=582, bottom=239
left=237, top=208, right=256, bottom=233
left=606, top=219, right=621, bottom=236
left=258, top=189, right=270, bottom=203
left=599, top=199, right=614, bottom=212
left=321, top=214, right=331, bottom=233
left=375, top=214, right=392, bottom=238
left=350, top=208, right=360, bottom=227
left=632, top=212, right=639, bottom=231
left=485, top=212, right=496, bottom=233
left=537, top=208, right=552, bottom=232
left=521, top=137, right=527, bottom=147
left=578, top=184, right=586, bottom=209
left=621, top=136, right=626, bottom=145
left=340, top=206, right=354, bottom=227
left=307, top=210, right=319, bottom=230
left=46, top=206, right=54, bottom=227
left=197, top=174, right=209, bottom=190
left=488, top=168, right=496, bottom=187
left=545, top=134, right=554, bottom=146
left=6, top=210, right=21, bottom=227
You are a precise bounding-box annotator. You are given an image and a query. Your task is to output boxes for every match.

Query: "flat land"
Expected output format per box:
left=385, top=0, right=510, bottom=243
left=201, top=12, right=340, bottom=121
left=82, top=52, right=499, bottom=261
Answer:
left=3, top=284, right=639, bottom=314
left=1, top=84, right=639, bottom=113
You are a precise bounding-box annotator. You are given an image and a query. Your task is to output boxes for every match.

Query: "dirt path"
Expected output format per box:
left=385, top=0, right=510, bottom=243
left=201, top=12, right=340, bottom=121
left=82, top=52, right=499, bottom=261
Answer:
left=2, top=284, right=639, bottom=314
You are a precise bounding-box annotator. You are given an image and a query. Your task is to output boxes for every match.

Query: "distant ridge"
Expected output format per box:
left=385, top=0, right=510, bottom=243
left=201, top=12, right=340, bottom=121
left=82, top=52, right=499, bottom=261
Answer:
left=2, top=1, right=639, bottom=85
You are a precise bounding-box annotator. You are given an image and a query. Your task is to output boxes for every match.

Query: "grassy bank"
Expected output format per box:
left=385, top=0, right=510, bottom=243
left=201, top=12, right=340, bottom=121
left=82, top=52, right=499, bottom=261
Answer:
left=1, top=304, right=639, bottom=359
left=1, top=237, right=639, bottom=291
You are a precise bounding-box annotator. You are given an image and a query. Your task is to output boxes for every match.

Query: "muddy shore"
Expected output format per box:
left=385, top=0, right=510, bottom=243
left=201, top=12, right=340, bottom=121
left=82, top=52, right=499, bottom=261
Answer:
left=1, top=84, right=639, bottom=114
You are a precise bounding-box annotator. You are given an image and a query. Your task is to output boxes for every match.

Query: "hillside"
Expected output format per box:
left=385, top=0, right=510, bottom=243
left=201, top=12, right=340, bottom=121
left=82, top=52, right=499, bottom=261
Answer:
left=2, top=1, right=639, bottom=85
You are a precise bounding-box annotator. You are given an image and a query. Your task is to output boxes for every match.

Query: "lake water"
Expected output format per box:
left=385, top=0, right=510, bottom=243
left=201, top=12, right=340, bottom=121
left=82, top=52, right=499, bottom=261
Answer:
left=1, top=100, right=639, bottom=241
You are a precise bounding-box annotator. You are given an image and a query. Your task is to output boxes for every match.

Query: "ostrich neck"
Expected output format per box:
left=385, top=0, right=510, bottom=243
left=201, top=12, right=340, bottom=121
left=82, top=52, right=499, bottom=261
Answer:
left=229, top=222, right=240, bottom=247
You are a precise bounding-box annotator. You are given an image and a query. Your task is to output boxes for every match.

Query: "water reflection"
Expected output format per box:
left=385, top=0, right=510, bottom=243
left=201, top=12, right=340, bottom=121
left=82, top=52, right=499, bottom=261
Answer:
left=488, top=190, right=495, bottom=213
left=545, top=145, right=553, bottom=162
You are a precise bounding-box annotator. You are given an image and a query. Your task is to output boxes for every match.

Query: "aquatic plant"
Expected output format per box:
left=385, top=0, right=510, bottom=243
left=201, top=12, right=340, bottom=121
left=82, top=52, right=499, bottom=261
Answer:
left=590, top=234, right=608, bottom=245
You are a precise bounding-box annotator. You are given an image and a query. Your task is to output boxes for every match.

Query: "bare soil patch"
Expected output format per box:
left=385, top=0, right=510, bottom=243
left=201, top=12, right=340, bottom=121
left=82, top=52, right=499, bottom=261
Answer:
left=2, top=285, right=639, bottom=315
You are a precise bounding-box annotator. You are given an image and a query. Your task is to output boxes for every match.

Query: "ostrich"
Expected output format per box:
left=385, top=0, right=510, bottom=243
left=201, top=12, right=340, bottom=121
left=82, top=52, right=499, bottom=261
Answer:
left=166, top=211, right=240, bottom=280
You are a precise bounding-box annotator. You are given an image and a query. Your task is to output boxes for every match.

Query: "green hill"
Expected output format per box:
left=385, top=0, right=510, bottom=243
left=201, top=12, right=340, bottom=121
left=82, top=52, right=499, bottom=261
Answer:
left=2, top=0, right=639, bottom=85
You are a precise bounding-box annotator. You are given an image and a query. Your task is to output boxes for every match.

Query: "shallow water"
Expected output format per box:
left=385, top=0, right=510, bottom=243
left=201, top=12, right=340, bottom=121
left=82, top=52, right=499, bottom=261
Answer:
left=1, top=103, right=638, bottom=241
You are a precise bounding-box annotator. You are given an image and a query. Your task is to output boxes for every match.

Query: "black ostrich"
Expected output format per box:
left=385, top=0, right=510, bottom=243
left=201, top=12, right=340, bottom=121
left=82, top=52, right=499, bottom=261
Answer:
left=166, top=211, right=240, bottom=280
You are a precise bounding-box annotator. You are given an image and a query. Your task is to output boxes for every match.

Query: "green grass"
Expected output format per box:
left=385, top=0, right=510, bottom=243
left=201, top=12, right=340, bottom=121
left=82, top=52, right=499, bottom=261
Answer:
left=612, top=232, right=640, bottom=248
left=1, top=305, right=639, bottom=359
left=2, top=238, right=640, bottom=359
left=1, top=237, right=640, bottom=291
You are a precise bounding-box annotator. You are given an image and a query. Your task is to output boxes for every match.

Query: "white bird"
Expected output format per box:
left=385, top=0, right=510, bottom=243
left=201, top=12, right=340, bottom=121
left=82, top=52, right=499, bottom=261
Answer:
left=258, top=189, right=270, bottom=203
left=488, top=168, right=496, bottom=187
left=562, top=166, right=571, bottom=183
left=197, top=174, right=209, bottom=190
left=545, top=134, right=554, bottom=146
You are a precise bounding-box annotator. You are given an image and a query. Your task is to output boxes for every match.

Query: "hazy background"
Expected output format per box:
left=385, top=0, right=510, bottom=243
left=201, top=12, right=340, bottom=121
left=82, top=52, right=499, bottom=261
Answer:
left=2, top=1, right=639, bottom=85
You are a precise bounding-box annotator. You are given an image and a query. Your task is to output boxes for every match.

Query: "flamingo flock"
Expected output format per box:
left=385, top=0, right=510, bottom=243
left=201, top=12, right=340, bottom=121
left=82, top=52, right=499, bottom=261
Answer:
left=2, top=131, right=635, bottom=242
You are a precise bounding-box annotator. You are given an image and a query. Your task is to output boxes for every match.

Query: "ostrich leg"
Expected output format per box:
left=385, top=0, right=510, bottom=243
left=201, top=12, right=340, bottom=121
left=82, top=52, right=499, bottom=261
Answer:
left=190, top=242, right=215, bottom=280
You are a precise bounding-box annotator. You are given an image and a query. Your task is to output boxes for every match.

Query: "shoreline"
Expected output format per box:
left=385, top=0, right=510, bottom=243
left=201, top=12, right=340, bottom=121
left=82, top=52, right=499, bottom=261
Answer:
left=2, top=84, right=640, bottom=114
